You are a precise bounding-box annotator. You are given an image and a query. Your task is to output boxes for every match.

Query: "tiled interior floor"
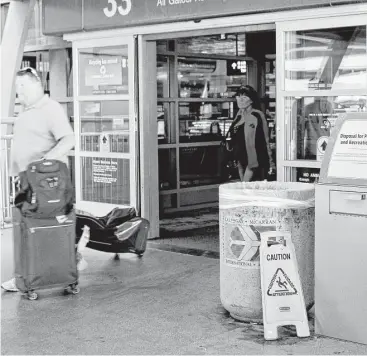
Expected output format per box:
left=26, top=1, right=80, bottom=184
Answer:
left=156, top=207, right=220, bottom=253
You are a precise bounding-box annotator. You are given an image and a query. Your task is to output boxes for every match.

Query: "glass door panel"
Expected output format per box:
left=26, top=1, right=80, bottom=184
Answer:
left=80, top=101, right=130, bottom=153
left=81, top=156, right=130, bottom=205
left=178, top=101, right=234, bottom=143
left=284, top=26, right=366, bottom=92
left=75, top=38, right=137, bottom=214
left=277, top=17, right=367, bottom=182
left=179, top=146, right=222, bottom=188
left=177, top=56, right=247, bottom=98
left=285, top=95, right=367, bottom=162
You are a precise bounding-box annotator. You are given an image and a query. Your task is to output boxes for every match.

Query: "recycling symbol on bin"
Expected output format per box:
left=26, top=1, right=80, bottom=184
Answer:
left=229, top=225, right=261, bottom=261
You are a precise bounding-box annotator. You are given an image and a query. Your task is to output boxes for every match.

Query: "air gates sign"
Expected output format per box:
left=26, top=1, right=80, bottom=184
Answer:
left=42, top=0, right=361, bottom=35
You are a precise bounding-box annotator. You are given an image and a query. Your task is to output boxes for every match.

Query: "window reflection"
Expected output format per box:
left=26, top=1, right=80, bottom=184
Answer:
left=158, top=148, right=177, bottom=190
left=179, top=146, right=222, bottom=188
left=176, top=34, right=247, bottom=56
left=178, top=57, right=247, bottom=98
left=157, top=55, right=169, bottom=98
left=285, top=26, right=367, bottom=91
left=158, top=102, right=176, bottom=144
left=179, top=102, right=234, bottom=143
left=286, top=96, right=367, bottom=161
left=80, top=101, right=130, bottom=153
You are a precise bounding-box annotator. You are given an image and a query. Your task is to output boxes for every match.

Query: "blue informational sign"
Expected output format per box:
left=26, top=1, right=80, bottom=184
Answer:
left=42, top=0, right=359, bottom=35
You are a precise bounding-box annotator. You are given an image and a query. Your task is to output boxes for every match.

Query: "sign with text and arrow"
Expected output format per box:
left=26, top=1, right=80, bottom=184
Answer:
left=317, top=136, right=329, bottom=162
left=327, top=117, right=367, bottom=181
left=100, top=134, right=110, bottom=153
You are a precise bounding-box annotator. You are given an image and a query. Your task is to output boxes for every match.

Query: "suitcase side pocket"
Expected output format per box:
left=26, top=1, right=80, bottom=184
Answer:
left=14, top=220, right=29, bottom=292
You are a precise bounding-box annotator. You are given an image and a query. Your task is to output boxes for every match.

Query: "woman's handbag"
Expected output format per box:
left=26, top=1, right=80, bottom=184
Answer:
left=219, top=127, right=238, bottom=182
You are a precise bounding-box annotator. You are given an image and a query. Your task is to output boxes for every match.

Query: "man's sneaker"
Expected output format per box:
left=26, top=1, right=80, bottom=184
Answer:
left=1, top=278, right=19, bottom=292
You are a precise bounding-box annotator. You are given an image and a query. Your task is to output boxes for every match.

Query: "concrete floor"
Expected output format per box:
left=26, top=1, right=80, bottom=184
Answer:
left=2, top=227, right=367, bottom=355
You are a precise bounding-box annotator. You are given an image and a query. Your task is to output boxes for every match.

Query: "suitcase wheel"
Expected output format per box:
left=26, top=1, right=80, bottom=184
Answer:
left=127, top=248, right=144, bottom=257
left=64, top=283, right=80, bottom=295
left=70, top=285, right=80, bottom=295
left=136, top=251, right=144, bottom=257
left=27, top=291, right=38, bottom=301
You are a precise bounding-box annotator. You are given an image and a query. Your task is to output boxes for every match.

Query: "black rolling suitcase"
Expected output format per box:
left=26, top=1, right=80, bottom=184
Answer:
left=76, top=207, right=150, bottom=256
left=13, top=209, right=79, bottom=300
left=13, top=160, right=79, bottom=300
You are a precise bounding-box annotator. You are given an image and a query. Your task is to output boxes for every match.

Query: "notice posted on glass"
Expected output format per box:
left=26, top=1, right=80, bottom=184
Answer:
left=328, top=119, right=367, bottom=180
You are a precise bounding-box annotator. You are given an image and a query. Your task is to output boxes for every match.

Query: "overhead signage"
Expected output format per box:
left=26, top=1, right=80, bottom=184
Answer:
left=328, top=119, right=367, bottom=180
left=178, top=58, right=216, bottom=73
left=227, top=60, right=247, bottom=76
left=42, top=0, right=359, bottom=35
left=308, top=80, right=332, bottom=90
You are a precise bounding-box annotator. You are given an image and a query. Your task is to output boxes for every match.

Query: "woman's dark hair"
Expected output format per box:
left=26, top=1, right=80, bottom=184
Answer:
left=236, top=85, right=261, bottom=110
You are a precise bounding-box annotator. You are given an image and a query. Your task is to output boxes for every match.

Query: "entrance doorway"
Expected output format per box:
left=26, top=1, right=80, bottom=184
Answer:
left=154, top=28, right=276, bottom=244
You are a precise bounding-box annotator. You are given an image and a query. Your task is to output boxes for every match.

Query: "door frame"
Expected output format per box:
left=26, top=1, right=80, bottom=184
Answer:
left=65, top=3, right=367, bottom=236
left=72, top=36, right=138, bottom=216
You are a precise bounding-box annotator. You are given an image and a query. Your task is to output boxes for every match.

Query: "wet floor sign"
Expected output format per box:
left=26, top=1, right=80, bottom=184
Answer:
left=259, top=231, right=310, bottom=340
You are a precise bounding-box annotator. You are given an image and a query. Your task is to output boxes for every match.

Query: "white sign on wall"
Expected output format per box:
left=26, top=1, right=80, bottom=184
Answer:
left=328, top=120, right=367, bottom=180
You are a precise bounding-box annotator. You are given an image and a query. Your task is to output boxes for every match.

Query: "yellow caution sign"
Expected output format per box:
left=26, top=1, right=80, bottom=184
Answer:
left=260, top=231, right=310, bottom=340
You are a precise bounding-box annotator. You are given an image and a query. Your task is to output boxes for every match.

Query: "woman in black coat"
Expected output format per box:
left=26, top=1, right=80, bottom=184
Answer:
left=228, top=85, right=274, bottom=182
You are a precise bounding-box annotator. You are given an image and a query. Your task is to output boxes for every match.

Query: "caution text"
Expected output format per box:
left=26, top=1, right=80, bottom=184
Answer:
left=267, top=253, right=291, bottom=261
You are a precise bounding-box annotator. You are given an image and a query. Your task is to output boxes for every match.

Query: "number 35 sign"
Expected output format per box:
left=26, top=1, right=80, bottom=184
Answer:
left=103, top=0, right=132, bottom=17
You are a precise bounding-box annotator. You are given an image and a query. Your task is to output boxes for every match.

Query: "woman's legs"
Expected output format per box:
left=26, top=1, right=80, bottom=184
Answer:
left=238, top=163, right=267, bottom=182
left=244, top=166, right=254, bottom=182
left=237, top=161, right=245, bottom=181
left=238, top=161, right=254, bottom=182
left=252, top=167, right=266, bottom=181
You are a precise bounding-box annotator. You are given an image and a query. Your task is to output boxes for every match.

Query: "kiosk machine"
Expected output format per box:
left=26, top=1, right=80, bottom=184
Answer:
left=315, top=112, right=367, bottom=345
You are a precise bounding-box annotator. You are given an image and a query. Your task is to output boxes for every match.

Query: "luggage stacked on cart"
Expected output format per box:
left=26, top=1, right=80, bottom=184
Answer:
left=13, top=160, right=79, bottom=300
left=75, top=207, right=150, bottom=257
